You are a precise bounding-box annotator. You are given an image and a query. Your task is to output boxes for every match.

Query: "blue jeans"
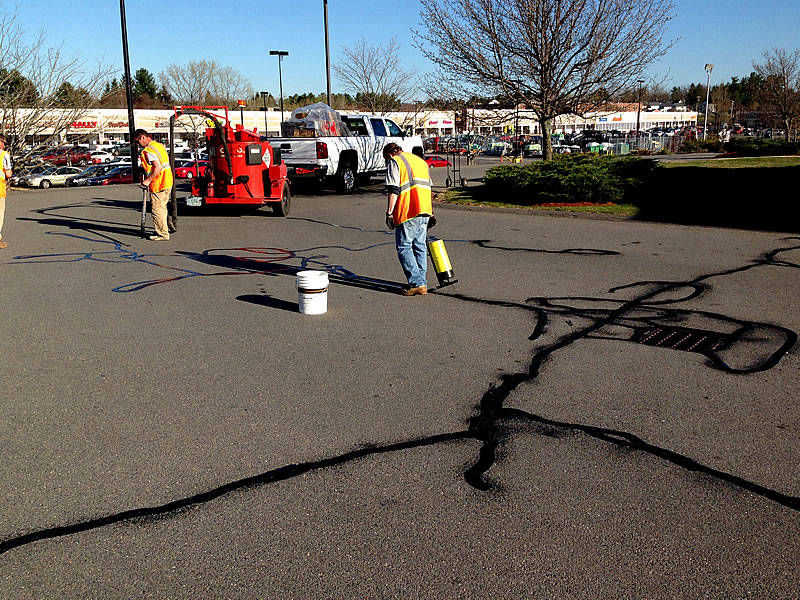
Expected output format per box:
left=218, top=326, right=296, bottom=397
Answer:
left=395, top=216, right=429, bottom=287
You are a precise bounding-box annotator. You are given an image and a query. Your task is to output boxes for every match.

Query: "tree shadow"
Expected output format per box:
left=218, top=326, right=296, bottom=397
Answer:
left=634, top=164, right=800, bottom=233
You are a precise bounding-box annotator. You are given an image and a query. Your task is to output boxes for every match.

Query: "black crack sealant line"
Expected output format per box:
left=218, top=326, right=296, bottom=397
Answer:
left=455, top=237, right=800, bottom=493
left=2, top=234, right=799, bottom=554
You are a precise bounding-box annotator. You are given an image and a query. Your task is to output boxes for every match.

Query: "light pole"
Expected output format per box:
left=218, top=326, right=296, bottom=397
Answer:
left=510, top=79, right=522, bottom=156
left=703, top=63, right=713, bottom=140
left=270, top=50, right=288, bottom=129
left=323, top=0, right=331, bottom=106
left=636, top=79, right=645, bottom=149
left=260, top=91, right=269, bottom=135
left=119, top=0, right=138, bottom=181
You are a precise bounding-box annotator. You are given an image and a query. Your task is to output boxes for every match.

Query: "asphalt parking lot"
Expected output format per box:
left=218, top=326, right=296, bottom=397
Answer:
left=1, top=181, right=799, bottom=598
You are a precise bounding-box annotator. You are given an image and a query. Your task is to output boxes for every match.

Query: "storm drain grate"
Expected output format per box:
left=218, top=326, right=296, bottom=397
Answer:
left=633, top=326, right=731, bottom=354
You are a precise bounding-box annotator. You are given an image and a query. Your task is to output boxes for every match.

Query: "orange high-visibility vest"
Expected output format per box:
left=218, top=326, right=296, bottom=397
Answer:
left=140, top=140, right=173, bottom=192
left=390, top=152, right=432, bottom=225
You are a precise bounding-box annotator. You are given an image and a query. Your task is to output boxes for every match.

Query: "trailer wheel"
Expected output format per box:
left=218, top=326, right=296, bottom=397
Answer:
left=273, top=184, right=291, bottom=217
left=336, top=164, right=357, bottom=194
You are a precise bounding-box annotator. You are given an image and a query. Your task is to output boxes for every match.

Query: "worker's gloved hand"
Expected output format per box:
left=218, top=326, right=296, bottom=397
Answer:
left=385, top=213, right=395, bottom=230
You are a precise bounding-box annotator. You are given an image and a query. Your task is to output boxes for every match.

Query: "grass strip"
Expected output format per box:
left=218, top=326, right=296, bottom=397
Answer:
left=437, top=188, right=638, bottom=217
left=663, top=156, right=800, bottom=169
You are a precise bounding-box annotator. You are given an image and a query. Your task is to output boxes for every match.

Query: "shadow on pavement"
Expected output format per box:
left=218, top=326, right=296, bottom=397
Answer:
left=237, top=293, right=299, bottom=312
left=635, top=164, right=800, bottom=232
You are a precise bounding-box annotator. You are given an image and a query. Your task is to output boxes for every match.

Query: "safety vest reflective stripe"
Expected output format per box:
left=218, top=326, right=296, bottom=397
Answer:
left=398, top=178, right=433, bottom=192
left=0, top=150, right=9, bottom=180
left=391, top=152, right=432, bottom=225
left=141, top=141, right=173, bottom=192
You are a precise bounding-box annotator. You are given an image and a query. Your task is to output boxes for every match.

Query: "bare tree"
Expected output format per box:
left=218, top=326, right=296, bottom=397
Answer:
left=0, top=9, right=110, bottom=159
left=753, top=48, right=800, bottom=141
left=159, top=60, right=253, bottom=107
left=416, top=0, right=674, bottom=159
left=159, top=60, right=253, bottom=145
left=334, top=38, right=418, bottom=114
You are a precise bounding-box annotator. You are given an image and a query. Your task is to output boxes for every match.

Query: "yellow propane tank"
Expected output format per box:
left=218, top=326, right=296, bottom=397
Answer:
left=427, top=237, right=458, bottom=288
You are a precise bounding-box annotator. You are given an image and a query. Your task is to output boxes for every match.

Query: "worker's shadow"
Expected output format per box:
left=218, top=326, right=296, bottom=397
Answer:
left=17, top=216, right=141, bottom=239
left=177, top=249, right=406, bottom=296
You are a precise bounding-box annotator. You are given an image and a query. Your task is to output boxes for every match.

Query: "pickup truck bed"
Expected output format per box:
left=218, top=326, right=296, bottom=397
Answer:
left=272, top=114, right=424, bottom=193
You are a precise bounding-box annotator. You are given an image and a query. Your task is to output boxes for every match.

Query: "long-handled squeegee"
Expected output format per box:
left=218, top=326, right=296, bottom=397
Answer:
left=139, top=186, right=147, bottom=238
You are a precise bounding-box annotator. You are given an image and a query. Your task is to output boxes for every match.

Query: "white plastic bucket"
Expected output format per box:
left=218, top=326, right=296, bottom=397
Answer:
left=296, top=270, right=329, bottom=315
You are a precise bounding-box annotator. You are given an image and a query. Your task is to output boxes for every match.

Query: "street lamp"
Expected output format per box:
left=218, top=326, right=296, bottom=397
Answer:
left=270, top=50, right=289, bottom=129
left=703, top=63, right=713, bottom=140
left=323, top=0, right=331, bottom=106
left=260, top=91, right=269, bottom=135
left=119, top=0, right=138, bottom=182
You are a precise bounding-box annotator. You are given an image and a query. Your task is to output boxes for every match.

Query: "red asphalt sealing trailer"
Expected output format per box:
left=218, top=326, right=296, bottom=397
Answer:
left=168, top=106, right=291, bottom=221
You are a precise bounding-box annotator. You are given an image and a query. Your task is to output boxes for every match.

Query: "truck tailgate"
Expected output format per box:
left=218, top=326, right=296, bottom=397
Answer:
left=273, top=139, right=318, bottom=163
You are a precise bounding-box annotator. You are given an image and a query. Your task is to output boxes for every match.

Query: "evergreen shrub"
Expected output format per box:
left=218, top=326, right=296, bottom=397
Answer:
left=724, top=137, right=800, bottom=156
left=483, top=155, right=661, bottom=205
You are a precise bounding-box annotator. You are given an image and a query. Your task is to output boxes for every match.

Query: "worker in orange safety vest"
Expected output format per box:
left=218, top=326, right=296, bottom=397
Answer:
left=135, top=129, right=174, bottom=241
left=383, top=142, right=433, bottom=296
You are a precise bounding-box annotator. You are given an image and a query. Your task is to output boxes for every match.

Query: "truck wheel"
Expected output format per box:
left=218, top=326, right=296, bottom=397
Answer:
left=40, top=180, right=51, bottom=189
left=273, top=184, right=291, bottom=217
left=336, top=164, right=357, bottom=194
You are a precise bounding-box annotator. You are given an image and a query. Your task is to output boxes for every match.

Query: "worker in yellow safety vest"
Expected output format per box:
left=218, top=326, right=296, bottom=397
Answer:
left=383, top=142, right=433, bottom=296
left=135, top=128, right=174, bottom=241
left=0, top=134, right=13, bottom=249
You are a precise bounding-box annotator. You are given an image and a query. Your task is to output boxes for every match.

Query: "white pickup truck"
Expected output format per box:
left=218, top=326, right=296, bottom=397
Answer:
left=272, top=113, right=424, bottom=193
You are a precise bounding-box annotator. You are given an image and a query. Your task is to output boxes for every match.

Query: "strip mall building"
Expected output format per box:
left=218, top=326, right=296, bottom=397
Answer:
left=10, top=104, right=697, bottom=144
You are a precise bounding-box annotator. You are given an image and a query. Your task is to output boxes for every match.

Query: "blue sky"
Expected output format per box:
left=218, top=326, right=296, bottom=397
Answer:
left=11, top=0, right=800, bottom=97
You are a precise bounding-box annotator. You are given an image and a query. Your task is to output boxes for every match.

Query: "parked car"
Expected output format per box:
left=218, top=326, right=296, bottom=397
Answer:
left=85, top=166, right=133, bottom=185
left=23, top=166, right=84, bottom=188
left=424, top=155, right=451, bottom=168
left=66, top=163, right=121, bottom=186
left=41, top=148, right=93, bottom=166
left=90, top=151, right=115, bottom=164
left=174, top=159, right=209, bottom=179
left=9, top=165, right=52, bottom=187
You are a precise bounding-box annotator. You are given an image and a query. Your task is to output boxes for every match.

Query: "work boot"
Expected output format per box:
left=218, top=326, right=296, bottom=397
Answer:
left=148, top=235, right=169, bottom=241
left=402, top=285, right=427, bottom=296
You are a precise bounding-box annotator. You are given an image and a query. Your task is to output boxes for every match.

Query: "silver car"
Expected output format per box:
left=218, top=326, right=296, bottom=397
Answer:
left=24, top=166, right=84, bottom=189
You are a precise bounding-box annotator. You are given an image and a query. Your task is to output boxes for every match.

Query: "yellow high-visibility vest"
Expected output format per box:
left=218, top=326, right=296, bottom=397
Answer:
left=391, top=152, right=432, bottom=225
left=0, top=149, right=10, bottom=197
left=0, top=150, right=10, bottom=180
left=140, top=140, right=174, bottom=192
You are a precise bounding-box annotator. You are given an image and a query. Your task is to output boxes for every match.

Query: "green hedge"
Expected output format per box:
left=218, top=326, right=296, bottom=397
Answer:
left=723, top=137, right=800, bottom=156
left=680, top=138, right=723, bottom=153
left=483, top=155, right=661, bottom=204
